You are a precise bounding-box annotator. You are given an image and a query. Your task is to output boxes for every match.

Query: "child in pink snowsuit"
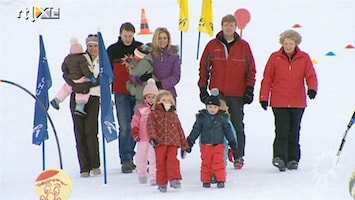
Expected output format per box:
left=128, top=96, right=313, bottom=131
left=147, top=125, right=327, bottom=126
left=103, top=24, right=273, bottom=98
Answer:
left=50, top=38, right=98, bottom=116
left=131, top=78, right=159, bottom=185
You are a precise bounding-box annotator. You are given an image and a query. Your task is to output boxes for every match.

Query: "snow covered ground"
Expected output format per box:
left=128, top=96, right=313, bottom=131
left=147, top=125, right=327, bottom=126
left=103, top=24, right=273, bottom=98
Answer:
left=1, top=0, right=355, bottom=199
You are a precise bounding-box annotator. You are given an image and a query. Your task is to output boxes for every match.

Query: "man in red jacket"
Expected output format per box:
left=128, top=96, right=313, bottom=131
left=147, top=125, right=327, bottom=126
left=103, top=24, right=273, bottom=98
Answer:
left=107, top=22, right=143, bottom=173
left=259, top=29, right=318, bottom=172
left=198, top=14, right=256, bottom=169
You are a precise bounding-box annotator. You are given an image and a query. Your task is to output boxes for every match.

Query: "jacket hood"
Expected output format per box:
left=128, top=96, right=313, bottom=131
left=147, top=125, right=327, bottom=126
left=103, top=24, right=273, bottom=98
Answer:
left=168, top=44, right=179, bottom=54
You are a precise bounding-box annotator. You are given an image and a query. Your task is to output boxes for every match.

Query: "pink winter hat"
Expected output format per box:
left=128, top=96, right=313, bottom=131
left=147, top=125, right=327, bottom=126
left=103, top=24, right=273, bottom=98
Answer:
left=69, top=37, right=84, bottom=55
left=143, top=78, right=159, bottom=96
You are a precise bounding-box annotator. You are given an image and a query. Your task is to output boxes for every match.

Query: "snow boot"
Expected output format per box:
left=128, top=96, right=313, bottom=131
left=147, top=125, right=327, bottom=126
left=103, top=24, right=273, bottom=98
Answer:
left=80, top=172, right=90, bottom=177
left=91, top=168, right=101, bottom=175
left=74, top=102, right=87, bottom=117
left=234, top=157, right=244, bottom=169
left=150, top=179, right=157, bottom=186
left=121, top=162, right=133, bottom=173
left=169, top=179, right=181, bottom=189
left=50, top=98, right=60, bottom=110
left=158, top=185, right=167, bottom=193
left=217, top=182, right=225, bottom=188
left=203, top=183, right=211, bottom=188
left=287, top=160, right=298, bottom=170
left=138, top=176, right=147, bottom=184
left=272, top=157, right=286, bottom=172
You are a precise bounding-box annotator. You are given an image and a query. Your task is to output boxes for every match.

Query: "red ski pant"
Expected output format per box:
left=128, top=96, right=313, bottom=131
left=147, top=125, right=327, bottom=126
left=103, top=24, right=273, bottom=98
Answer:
left=155, top=145, right=182, bottom=186
left=200, top=144, right=226, bottom=183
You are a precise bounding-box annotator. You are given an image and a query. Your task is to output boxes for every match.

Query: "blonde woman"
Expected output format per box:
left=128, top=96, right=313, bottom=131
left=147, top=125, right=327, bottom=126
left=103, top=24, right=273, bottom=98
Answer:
left=133, top=27, right=180, bottom=101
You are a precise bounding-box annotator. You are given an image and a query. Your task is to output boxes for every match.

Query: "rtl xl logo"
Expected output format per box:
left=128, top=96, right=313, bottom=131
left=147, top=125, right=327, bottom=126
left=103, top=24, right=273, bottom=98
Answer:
left=17, top=7, right=60, bottom=22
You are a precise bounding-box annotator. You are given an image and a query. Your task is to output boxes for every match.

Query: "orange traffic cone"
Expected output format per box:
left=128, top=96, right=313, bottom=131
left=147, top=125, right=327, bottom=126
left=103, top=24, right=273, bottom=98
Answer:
left=138, top=8, right=153, bottom=35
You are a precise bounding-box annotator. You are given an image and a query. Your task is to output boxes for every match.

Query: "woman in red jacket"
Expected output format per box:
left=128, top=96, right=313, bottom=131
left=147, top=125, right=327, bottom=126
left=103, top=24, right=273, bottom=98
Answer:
left=259, top=29, right=318, bottom=172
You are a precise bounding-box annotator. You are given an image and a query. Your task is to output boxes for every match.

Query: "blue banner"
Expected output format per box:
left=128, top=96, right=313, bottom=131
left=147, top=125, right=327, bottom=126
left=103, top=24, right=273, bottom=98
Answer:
left=32, top=35, right=52, bottom=145
left=98, top=32, right=118, bottom=142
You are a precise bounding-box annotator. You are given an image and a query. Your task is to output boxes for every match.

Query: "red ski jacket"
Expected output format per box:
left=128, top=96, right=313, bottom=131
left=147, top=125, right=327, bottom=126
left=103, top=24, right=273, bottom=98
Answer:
left=260, top=47, right=318, bottom=108
left=198, top=31, right=256, bottom=97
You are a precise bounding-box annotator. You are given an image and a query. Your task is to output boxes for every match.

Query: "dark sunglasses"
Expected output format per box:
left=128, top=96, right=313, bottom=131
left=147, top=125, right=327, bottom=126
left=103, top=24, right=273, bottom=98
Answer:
left=88, top=34, right=98, bottom=37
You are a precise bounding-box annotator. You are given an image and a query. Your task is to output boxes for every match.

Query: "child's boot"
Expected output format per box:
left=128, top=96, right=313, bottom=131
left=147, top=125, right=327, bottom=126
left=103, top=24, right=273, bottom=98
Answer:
left=169, top=179, right=181, bottom=189
left=50, top=97, right=60, bottom=110
left=217, top=182, right=225, bottom=188
left=74, top=102, right=87, bottom=116
left=158, top=185, right=167, bottom=193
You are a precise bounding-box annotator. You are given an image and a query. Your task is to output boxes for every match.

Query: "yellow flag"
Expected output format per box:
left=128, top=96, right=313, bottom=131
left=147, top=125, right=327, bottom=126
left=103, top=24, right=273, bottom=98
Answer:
left=198, top=0, right=214, bottom=36
left=178, top=0, right=189, bottom=32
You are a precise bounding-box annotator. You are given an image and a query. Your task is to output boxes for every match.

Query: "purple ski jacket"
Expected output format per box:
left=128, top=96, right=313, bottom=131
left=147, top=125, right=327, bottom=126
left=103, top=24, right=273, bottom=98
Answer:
left=151, top=45, right=180, bottom=98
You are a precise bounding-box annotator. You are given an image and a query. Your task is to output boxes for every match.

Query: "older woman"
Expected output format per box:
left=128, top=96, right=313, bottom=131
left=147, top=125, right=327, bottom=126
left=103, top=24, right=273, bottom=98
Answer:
left=259, top=29, right=318, bottom=172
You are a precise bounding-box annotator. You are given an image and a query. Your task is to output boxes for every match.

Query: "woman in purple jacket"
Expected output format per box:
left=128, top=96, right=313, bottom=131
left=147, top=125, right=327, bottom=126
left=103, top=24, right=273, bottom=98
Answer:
left=137, top=27, right=181, bottom=100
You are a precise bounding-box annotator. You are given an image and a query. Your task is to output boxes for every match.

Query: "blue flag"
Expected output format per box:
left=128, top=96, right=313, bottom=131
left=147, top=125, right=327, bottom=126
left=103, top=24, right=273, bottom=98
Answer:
left=32, top=35, right=52, bottom=145
left=98, top=32, right=118, bottom=143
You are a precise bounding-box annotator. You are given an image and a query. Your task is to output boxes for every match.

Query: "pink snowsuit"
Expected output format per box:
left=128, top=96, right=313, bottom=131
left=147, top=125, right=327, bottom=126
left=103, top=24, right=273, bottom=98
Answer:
left=55, top=76, right=90, bottom=103
left=131, top=101, right=156, bottom=181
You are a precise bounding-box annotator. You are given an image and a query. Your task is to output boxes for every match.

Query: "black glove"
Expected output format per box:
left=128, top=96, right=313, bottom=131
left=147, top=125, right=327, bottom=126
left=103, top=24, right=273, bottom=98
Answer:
left=307, top=89, right=317, bottom=99
left=140, top=72, right=153, bottom=82
left=156, top=81, right=163, bottom=89
left=243, top=87, right=254, bottom=104
left=185, top=148, right=191, bottom=153
left=187, top=139, right=194, bottom=148
left=150, top=139, right=158, bottom=147
left=180, top=149, right=189, bottom=159
left=72, top=82, right=92, bottom=94
left=199, top=87, right=209, bottom=104
left=260, top=101, right=268, bottom=111
left=180, top=141, right=192, bottom=159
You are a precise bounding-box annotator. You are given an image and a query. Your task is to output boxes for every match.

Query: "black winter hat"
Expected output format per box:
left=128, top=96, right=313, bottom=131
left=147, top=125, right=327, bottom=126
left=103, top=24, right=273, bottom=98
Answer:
left=205, top=88, right=220, bottom=106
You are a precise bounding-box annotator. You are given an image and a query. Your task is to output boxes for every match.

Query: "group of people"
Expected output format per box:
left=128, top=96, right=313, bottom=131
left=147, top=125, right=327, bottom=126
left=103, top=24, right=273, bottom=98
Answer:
left=49, top=13, right=318, bottom=192
left=198, top=14, right=317, bottom=173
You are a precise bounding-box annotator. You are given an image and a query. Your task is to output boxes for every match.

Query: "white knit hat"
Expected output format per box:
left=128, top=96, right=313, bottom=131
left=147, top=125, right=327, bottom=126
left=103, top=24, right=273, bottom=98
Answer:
left=143, top=78, right=159, bottom=96
left=134, top=43, right=152, bottom=60
left=69, top=38, right=84, bottom=55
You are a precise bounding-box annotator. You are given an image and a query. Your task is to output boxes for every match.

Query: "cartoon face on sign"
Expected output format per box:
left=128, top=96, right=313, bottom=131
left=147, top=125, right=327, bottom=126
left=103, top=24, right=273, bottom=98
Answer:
left=35, top=169, right=72, bottom=200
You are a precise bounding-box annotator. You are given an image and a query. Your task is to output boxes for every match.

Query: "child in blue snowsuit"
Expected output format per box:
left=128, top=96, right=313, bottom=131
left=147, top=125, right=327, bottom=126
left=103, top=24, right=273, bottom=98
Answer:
left=185, top=88, right=238, bottom=188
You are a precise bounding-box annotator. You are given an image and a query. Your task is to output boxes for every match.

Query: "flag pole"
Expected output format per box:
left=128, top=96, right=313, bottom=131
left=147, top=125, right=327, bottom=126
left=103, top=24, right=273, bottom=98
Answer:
left=98, top=29, right=108, bottom=184
left=0, top=79, right=63, bottom=169
left=180, top=31, right=183, bottom=63
left=39, top=30, right=46, bottom=171
left=98, top=30, right=119, bottom=184
left=102, top=127, right=108, bottom=184
left=42, top=141, right=46, bottom=170
left=196, top=32, right=201, bottom=60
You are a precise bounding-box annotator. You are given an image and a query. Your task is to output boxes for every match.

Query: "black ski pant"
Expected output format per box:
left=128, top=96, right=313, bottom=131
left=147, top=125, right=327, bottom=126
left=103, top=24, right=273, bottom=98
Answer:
left=225, top=97, right=245, bottom=158
left=272, top=107, right=305, bottom=164
left=70, top=94, right=100, bottom=173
